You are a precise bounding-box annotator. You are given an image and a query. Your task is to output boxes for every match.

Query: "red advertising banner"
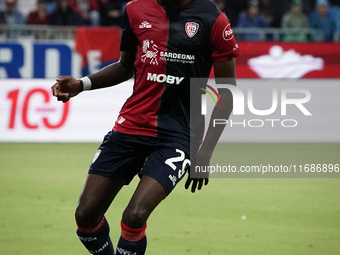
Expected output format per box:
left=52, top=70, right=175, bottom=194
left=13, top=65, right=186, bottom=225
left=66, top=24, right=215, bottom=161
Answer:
left=234, top=42, right=340, bottom=78
left=75, top=27, right=121, bottom=76
left=73, top=27, right=340, bottom=79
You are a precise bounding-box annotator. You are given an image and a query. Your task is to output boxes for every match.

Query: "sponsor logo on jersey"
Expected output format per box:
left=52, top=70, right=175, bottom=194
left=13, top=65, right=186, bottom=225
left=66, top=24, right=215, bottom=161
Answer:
left=222, top=23, right=234, bottom=41
left=185, top=22, right=199, bottom=38
left=141, top=39, right=158, bottom=65
left=159, top=51, right=195, bottom=64
left=160, top=51, right=195, bottom=61
left=141, top=39, right=195, bottom=65
left=147, top=73, right=185, bottom=85
left=139, top=21, right=152, bottom=29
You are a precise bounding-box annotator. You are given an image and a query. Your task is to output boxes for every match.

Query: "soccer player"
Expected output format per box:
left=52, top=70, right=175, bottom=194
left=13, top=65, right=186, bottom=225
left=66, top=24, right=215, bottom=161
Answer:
left=51, top=0, right=239, bottom=254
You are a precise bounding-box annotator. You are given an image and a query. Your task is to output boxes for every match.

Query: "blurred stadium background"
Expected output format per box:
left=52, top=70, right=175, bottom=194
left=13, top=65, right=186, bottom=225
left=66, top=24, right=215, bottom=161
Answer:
left=0, top=0, right=340, bottom=254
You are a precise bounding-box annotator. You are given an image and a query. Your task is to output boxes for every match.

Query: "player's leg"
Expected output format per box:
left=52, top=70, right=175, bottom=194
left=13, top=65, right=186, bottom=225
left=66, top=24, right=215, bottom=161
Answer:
left=116, top=175, right=167, bottom=255
left=75, top=174, right=127, bottom=255
left=74, top=131, right=149, bottom=255
left=115, top=146, right=190, bottom=255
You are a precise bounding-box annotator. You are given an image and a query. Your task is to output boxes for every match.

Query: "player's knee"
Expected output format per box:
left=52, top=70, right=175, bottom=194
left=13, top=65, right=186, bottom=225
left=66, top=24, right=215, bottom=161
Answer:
left=75, top=204, right=103, bottom=228
left=122, top=207, right=148, bottom=229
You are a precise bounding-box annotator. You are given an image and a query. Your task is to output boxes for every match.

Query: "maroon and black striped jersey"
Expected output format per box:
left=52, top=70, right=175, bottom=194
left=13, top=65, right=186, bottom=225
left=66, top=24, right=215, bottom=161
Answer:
left=113, top=0, right=239, bottom=142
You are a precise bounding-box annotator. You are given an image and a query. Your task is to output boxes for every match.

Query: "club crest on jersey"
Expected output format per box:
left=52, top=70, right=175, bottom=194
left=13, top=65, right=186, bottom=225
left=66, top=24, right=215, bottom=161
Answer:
left=185, top=22, right=199, bottom=38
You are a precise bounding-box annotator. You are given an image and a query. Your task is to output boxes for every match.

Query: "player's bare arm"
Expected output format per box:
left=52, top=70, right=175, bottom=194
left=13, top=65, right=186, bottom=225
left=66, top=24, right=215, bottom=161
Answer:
left=199, top=58, right=236, bottom=157
left=185, top=58, right=236, bottom=193
left=51, top=51, right=136, bottom=103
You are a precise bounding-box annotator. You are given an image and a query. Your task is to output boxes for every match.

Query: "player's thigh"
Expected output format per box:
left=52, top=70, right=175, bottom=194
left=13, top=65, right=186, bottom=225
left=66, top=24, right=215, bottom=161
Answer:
left=76, top=131, right=148, bottom=227
left=140, top=146, right=190, bottom=195
left=122, top=175, right=167, bottom=228
left=76, top=174, right=127, bottom=227
left=120, top=147, right=190, bottom=228
left=89, top=131, right=148, bottom=182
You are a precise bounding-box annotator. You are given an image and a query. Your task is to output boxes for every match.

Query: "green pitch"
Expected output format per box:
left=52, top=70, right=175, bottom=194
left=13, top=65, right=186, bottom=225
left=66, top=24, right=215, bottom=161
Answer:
left=0, top=143, right=339, bottom=255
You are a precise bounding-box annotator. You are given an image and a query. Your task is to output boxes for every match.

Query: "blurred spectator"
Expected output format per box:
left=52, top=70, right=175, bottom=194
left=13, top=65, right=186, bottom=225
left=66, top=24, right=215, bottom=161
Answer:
left=302, top=0, right=317, bottom=15
left=49, top=0, right=82, bottom=26
left=0, top=11, right=5, bottom=23
left=0, top=0, right=25, bottom=39
left=69, top=0, right=100, bottom=26
left=26, top=0, right=49, bottom=25
left=227, top=0, right=290, bottom=28
left=309, top=1, right=337, bottom=41
left=45, top=0, right=58, bottom=14
left=259, top=0, right=274, bottom=26
left=271, top=0, right=291, bottom=27
left=329, top=0, right=340, bottom=5
left=224, top=0, right=248, bottom=26
left=281, top=0, right=309, bottom=41
left=100, top=0, right=126, bottom=26
left=329, top=2, right=340, bottom=33
left=16, top=0, right=37, bottom=17
left=237, top=0, right=269, bottom=41
left=2, top=0, right=25, bottom=25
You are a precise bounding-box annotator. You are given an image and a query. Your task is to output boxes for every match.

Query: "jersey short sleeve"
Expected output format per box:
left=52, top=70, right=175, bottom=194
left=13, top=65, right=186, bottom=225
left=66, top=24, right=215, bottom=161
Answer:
left=120, top=8, right=138, bottom=52
left=210, top=13, right=240, bottom=62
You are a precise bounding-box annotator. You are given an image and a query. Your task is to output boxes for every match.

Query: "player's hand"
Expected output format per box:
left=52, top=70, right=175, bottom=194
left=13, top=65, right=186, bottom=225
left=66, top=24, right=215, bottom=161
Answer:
left=185, top=153, right=210, bottom=193
left=51, top=76, right=83, bottom=103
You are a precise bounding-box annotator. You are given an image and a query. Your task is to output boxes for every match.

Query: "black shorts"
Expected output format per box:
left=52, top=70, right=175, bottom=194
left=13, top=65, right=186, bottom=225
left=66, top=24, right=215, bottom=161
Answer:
left=88, top=131, right=191, bottom=195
